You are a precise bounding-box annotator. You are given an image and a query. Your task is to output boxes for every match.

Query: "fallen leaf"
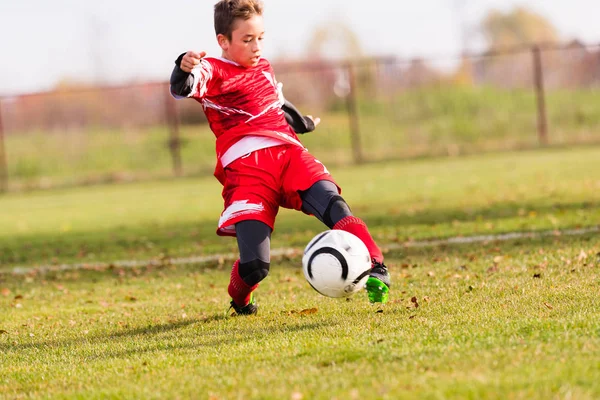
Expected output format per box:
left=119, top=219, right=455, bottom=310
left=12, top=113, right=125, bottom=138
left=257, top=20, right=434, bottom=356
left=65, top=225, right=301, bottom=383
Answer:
left=493, top=256, right=503, bottom=264
left=299, top=308, right=318, bottom=316
left=125, top=296, right=137, bottom=302
left=411, top=296, right=419, bottom=308
left=1, top=288, right=10, bottom=297
left=14, top=295, right=23, bottom=300
left=533, top=273, right=542, bottom=278
left=409, top=315, right=416, bottom=319
left=577, top=250, right=588, bottom=262
left=0, top=330, right=8, bottom=334
left=544, top=302, right=553, bottom=310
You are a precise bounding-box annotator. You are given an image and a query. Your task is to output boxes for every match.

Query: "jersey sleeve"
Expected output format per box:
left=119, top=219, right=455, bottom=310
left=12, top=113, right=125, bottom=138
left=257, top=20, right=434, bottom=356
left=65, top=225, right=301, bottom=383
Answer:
left=170, top=56, right=216, bottom=100
left=188, top=59, right=215, bottom=100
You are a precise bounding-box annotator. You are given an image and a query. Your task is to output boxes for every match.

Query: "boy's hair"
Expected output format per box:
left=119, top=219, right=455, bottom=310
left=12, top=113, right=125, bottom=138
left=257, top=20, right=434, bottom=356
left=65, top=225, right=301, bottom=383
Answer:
left=214, top=0, right=264, bottom=40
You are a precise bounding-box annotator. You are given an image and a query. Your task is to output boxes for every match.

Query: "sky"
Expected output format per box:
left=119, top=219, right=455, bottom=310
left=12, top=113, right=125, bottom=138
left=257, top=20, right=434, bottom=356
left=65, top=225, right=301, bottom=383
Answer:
left=0, top=0, right=598, bottom=96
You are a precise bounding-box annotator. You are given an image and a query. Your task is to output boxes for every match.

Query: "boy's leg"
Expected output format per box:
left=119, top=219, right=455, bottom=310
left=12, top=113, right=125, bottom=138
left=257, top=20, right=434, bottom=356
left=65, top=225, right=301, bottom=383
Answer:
left=299, top=180, right=383, bottom=261
left=298, top=180, right=391, bottom=303
left=228, top=220, right=272, bottom=314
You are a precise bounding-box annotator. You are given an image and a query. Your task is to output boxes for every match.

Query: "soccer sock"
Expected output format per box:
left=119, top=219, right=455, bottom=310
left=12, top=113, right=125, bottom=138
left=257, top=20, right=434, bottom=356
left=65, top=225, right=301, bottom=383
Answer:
left=228, top=259, right=258, bottom=307
left=333, top=216, right=383, bottom=264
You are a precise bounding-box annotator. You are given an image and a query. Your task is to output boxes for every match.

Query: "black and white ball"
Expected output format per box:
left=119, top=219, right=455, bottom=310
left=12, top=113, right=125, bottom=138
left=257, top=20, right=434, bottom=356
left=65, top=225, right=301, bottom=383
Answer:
left=302, top=230, right=372, bottom=298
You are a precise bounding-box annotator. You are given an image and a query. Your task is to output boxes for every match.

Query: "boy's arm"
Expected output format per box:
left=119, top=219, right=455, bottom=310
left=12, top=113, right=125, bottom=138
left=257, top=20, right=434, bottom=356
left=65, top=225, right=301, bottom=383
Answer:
left=282, top=100, right=319, bottom=134
left=170, top=53, right=195, bottom=97
left=170, top=51, right=209, bottom=98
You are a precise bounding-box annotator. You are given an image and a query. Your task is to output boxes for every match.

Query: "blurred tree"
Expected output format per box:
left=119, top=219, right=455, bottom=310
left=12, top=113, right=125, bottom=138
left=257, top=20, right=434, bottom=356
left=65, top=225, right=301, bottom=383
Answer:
left=307, top=22, right=363, bottom=60
left=481, top=7, right=559, bottom=51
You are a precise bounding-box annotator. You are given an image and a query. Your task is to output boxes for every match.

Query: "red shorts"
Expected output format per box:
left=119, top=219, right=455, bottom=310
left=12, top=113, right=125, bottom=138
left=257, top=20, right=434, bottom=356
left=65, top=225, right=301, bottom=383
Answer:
left=217, top=144, right=339, bottom=236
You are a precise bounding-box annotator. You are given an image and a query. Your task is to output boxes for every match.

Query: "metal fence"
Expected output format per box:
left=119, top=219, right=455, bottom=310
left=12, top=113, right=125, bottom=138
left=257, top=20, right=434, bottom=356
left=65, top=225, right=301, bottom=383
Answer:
left=1, top=42, right=599, bottom=192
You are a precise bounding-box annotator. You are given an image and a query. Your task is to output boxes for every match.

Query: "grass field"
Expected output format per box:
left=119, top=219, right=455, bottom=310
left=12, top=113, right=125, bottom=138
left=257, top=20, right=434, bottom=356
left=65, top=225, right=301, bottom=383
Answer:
left=4, top=86, right=600, bottom=190
left=1, top=146, right=600, bottom=399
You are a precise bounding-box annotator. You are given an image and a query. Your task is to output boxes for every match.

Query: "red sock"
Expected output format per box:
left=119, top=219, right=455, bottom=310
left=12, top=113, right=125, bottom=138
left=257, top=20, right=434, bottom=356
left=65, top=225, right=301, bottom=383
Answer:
left=228, top=259, right=258, bottom=307
left=333, top=216, right=383, bottom=264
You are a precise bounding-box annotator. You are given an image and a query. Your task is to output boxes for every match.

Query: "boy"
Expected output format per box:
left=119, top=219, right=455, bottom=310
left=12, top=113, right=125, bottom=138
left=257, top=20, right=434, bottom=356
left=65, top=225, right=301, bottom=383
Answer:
left=170, top=0, right=390, bottom=315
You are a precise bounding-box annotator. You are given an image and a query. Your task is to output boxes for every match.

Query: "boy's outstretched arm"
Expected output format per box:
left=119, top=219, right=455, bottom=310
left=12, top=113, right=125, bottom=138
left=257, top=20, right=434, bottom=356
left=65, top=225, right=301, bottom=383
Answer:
left=282, top=100, right=320, bottom=134
left=170, top=51, right=206, bottom=97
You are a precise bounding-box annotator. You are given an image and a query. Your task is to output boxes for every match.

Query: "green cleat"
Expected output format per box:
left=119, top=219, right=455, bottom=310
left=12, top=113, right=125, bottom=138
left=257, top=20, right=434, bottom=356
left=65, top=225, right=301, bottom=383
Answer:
left=365, top=261, right=391, bottom=304
left=227, top=293, right=258, bottom=316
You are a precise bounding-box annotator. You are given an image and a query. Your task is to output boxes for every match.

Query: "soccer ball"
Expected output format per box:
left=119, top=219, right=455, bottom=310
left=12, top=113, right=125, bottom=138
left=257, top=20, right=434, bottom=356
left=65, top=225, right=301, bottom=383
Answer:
left=302, top=230, right=372, bottom=298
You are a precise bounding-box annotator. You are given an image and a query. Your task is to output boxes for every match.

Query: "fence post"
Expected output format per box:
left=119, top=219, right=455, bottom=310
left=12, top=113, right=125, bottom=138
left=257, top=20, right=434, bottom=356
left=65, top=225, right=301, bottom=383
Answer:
left=0, top=100, right=8, bottom=193
left=164, top=88, right=182, bottom=176
left=532, top=45, right=548, bottom=145
left=346, top=62, right=363, bottom=164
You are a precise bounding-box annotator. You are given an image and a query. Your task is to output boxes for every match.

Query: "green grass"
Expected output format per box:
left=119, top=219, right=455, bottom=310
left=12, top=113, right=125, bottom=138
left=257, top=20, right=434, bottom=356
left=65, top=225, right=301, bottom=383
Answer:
left=1, top=234, right=599, bottom=398
left=1, top=146, right=600, bottom=398
left=4, top=86, right=600, bottom=189
left=1, top=145, right=599, bottom=269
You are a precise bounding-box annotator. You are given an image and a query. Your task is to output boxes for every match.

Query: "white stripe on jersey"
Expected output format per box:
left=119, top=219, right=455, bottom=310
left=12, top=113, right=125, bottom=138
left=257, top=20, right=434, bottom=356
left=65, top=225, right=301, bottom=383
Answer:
left=245, top=100, right=282, bottom=122
left=189, top=59, right=213, bottom=98
left=201, top=98, right=254, bottom=118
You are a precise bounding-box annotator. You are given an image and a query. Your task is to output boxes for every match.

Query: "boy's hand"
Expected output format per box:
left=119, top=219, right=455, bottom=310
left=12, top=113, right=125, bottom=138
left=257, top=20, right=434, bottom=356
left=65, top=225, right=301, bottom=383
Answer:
left=306, top=115, right=321, bottom=128
left=180, top=51, right=207, bottom=73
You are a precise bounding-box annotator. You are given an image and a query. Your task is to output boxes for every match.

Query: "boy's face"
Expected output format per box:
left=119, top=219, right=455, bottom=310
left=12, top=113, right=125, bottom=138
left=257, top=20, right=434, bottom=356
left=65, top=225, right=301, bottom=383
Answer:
left=218, top=15, right=265, bottom=68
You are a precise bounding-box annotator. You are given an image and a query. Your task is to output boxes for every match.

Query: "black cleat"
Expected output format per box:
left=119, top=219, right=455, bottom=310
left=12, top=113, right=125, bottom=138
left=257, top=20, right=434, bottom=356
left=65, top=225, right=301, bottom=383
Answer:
left=227, top=293, right=258, bottom=316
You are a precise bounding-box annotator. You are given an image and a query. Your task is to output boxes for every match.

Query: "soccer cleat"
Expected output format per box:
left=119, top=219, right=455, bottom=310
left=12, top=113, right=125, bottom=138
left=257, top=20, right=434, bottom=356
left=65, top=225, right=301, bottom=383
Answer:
left=365, top=260, right=391, bottom=304
left=227, top=293, right=258, bottom=316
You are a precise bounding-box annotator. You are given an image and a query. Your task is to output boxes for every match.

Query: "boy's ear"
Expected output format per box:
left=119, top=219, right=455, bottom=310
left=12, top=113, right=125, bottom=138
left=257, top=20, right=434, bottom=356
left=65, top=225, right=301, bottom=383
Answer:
left=217, top=34, right=229, bottom=51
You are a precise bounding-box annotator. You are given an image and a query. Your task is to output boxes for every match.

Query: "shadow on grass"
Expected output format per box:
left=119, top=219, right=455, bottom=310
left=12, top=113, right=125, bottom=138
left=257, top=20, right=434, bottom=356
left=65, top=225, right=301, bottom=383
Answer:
left=1, top=229, right=596, bottom=289
left=0, top=317, right=333, bottom=358
left=1, top=195, right=597, bottom=276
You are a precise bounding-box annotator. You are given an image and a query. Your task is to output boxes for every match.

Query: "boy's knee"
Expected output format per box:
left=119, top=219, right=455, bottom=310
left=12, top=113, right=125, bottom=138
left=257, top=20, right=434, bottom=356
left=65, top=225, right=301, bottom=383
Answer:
left=239, top=259, right=270, bottom=286
left=324, top=196, right=352, bottom=228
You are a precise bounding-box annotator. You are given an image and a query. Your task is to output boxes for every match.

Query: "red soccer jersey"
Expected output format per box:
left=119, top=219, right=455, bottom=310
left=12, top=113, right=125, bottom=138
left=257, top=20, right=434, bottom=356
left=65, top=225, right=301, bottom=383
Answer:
left=180, top=57, right=303, bottom=163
